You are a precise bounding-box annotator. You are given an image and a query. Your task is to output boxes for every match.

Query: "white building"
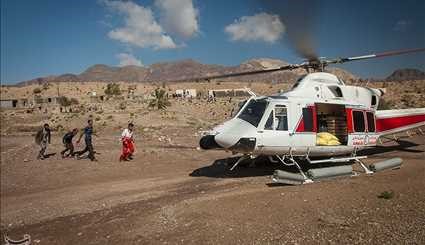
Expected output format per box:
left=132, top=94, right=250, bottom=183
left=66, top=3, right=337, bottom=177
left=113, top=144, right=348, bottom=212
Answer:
left=175, top=89, right=197, bottom=98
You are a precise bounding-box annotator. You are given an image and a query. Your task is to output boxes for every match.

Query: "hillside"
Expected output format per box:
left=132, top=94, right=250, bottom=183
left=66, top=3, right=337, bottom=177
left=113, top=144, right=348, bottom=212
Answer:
left=386, top=68, right=425, bottom=81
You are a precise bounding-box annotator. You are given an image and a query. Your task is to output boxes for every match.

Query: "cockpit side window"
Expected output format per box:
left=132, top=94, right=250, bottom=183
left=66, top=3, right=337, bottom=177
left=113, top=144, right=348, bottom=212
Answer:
left=275, top=105, right=288, bottom=131
left=237, top=99, right=268, bottom=127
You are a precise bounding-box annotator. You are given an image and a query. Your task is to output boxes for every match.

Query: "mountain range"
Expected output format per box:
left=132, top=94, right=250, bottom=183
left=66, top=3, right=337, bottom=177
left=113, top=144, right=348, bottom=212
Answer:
left=15, top=58, right=424, bottom=86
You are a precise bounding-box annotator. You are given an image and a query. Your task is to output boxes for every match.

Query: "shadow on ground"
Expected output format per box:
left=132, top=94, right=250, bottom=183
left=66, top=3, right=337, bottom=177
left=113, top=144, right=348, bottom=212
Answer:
left=190, top=156, right=283, bottom=178
left=189, top=155, right=352, bottom=179
left=358, top=139, right=424, bottom=157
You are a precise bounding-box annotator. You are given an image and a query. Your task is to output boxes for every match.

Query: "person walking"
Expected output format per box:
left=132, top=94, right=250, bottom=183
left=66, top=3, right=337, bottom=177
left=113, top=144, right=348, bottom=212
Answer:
left=120, top=123, right=135, bottom=161
left=35, top=123, right=51, bottom=160
left=75, top=119, right=97, bottom=161
left=61, top=128, right=78, bottom=158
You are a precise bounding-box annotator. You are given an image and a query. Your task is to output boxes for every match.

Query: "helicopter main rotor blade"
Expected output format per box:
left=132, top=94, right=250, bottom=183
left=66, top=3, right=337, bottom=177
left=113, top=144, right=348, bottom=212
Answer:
left=185, top=64, right=301, bottom=81
left=327, top=48, right=425, bottom=65
left=175, top=47, right=424, bottom=82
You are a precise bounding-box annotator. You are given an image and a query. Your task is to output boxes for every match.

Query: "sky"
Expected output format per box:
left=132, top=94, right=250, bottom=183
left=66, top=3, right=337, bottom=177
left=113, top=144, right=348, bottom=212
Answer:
left=1, top=0, right=424, bottom=84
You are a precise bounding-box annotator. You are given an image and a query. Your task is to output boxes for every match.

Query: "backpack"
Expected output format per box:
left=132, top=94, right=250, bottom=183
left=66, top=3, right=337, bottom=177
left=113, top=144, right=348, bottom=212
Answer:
left=35, top=129, right=44, bottom=145
left=63, top=132, right=72, bottom=144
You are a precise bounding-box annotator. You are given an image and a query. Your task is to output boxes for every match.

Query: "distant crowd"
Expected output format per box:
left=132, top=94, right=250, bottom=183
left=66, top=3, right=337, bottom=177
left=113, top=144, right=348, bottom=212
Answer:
left=35, top=120, right=135, bottom=162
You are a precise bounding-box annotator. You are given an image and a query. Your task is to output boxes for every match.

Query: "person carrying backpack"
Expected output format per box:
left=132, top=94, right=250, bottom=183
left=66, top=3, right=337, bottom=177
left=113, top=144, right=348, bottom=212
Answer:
left=61, top=128, right=78, bottom=158
left=35, top=123, right=51, bottom=160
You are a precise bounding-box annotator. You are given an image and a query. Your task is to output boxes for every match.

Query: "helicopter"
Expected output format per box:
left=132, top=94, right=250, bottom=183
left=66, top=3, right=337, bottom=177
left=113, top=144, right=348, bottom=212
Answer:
left=198, top=47, right=425, bottom=184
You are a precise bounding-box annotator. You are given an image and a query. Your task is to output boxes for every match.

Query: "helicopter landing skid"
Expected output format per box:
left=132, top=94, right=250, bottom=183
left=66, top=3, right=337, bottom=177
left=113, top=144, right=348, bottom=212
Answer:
left=274, top=155, right=314, bottom=184
left=272, top=154, right=376, bottom=184
left=307, top=156, right=373, bottom=175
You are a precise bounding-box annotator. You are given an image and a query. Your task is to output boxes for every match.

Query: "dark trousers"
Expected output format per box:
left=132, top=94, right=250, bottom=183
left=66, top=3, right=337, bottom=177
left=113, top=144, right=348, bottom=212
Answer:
left=61, top=143, right=74, bottom=157
left=76, top=140, right=95, bottom=160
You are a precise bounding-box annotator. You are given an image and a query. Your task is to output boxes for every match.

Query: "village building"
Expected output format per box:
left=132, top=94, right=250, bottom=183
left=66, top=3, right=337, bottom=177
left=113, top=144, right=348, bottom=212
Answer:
left=0, top=98, right=32, bottom=109
left=208, top=88, right=251, bottom=98
left=175, top=89, right=197, bottom=98
left=87, top=91, right=105, bottom=103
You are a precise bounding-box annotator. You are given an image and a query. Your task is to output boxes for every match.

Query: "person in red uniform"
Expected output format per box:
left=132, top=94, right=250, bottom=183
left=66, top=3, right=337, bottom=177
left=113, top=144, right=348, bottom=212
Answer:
left=120, top=123, right=135, bottom=161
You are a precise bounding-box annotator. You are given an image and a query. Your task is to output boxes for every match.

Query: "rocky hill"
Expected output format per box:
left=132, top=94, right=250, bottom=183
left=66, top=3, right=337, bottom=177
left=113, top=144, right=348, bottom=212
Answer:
left=16, top=58, right=358, bottom=86
left=386, top=68, right=425, bottom=81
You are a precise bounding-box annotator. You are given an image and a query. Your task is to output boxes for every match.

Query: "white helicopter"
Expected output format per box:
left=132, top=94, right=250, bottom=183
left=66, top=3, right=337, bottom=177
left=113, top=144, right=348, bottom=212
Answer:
left=198, top=48, right=425, bottom=184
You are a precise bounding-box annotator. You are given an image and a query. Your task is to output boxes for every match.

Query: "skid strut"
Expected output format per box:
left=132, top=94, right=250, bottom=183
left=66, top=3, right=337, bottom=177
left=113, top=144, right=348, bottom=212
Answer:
left=230, top=155, right=249, bottom=171
left=275, top=154, right=314, bottom=184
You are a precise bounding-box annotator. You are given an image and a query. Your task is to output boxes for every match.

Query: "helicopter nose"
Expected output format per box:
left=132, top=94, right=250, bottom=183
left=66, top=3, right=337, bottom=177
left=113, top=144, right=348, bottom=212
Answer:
left=214, top=118, right=257, bottom=151
left=199, top=135, right=222, bottom=150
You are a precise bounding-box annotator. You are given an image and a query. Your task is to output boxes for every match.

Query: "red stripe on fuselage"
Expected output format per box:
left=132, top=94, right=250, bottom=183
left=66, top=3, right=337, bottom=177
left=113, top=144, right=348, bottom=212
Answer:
left=346, top=108, right=353, bottom=133
left=295, top=106, right=317, bottom=132
left=376, top=114, right=425, bottom=132
left=296, top=118, right=305, bottom=132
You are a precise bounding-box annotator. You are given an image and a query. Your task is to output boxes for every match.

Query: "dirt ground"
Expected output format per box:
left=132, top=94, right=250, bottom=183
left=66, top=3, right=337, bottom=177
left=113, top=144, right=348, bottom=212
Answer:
left=1, top=124, right=425, bottom=244
left=1, top=81, right=425, bottom=244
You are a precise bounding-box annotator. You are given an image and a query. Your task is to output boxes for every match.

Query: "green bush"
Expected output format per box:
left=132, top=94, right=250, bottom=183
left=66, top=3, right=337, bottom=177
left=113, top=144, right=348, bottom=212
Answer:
left=57, top=96, right=72, bottom=107
left=33, top=87, right=42, bottom=94
left=105, top=83, right=121, bottom=96
left=377, top=191, right=394, bottom=199
left=148, top=88, right=171, bottom=110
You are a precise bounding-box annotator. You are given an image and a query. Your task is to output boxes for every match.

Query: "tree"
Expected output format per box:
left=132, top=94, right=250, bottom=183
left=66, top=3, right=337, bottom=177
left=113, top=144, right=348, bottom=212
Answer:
left=57, top=96, right=72, bottom=107
left=149, top=88, right=171, bottom=110
left=33, top=87, right=42, bottom=94
left=104, top=83, right=121, bottom=96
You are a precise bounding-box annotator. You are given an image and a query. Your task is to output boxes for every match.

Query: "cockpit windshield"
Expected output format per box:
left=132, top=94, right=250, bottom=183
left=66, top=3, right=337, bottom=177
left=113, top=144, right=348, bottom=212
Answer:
left=237, top=99, right=268, bottom=127
left=231, top=100, right=247, bottom=117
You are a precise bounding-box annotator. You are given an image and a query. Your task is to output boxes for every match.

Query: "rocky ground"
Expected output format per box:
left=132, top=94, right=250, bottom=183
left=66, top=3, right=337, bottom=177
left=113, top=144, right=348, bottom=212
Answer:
left=1, top=81, right=425, bottom=244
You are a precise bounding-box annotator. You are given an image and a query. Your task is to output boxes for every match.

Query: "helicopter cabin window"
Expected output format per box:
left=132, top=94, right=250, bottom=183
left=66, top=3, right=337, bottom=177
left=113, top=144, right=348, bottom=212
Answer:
left=237, top=99, right=268, bottom=127
left=366, top=112, right=375, bottom=132
left=353, top=111, right=365, bottom=132
left=302, top=108, right=314, bottom=132
left=328, top=86, right=343, bottom=98
left=264, top=106, right=288, bottom=131
left=275, top=106, right=288, bottom=131
left=371, top=95, right=377, bottom=106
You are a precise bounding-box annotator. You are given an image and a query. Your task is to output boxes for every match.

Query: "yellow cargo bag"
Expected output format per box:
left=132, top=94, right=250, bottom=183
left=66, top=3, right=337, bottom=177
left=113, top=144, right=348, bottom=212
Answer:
left=316, top=137, right=328, bottom=146
left=317, top=132, right=339, bottom=141
left=316, top=132, right=341, bottom=146
left=327, top=139, right=341, bottom=146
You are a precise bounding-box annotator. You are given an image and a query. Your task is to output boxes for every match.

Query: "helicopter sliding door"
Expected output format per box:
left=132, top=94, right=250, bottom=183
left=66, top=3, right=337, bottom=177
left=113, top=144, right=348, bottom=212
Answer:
left=316, top=103, right=348, bottom=145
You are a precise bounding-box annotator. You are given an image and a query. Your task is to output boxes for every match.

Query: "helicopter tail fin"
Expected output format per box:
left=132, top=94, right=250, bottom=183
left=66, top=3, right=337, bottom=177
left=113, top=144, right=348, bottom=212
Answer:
left=375, top=108, right=425, bottom=136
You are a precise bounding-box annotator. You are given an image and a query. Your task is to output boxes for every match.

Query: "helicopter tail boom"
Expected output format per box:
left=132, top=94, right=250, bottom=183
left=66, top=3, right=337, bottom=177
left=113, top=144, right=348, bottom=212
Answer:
left=376, top=108, right=425, bottom=136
